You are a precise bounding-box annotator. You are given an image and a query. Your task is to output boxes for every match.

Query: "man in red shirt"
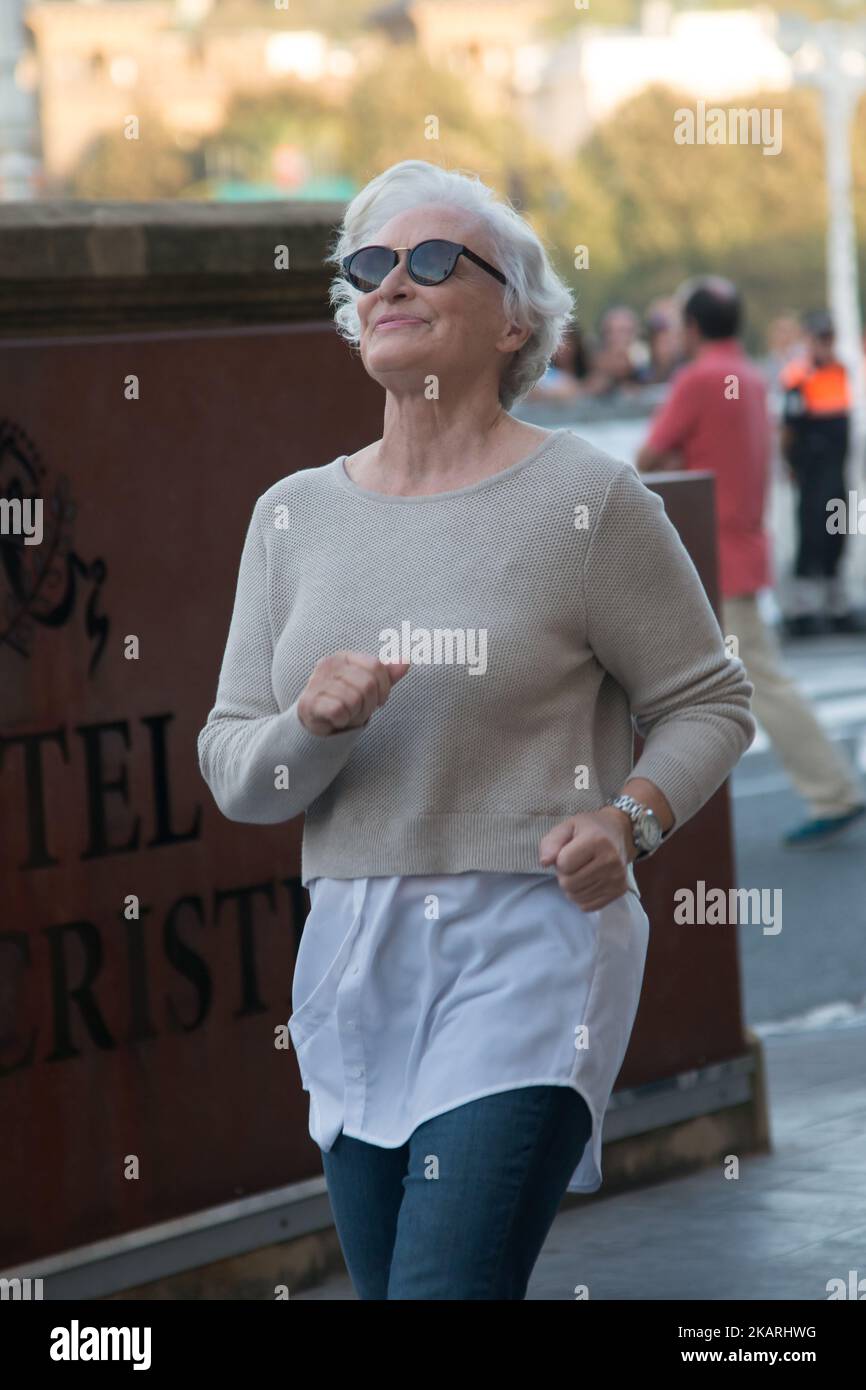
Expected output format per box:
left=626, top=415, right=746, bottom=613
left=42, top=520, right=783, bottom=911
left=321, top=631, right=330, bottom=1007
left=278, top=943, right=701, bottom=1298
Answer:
left=637, top=277, right=864, bottom=846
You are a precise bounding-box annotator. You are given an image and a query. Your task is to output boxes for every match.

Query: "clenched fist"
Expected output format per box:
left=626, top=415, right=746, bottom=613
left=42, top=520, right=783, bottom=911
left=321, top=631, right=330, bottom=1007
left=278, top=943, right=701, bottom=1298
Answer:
left=538, top=809, right=636, bottom=912
left=297, top=651, right=410, bottom=736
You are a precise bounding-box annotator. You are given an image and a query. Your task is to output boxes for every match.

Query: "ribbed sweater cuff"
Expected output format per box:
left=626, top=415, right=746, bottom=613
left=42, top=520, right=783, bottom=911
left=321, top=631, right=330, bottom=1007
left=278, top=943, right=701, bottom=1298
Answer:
left=628, top=744, right=714, bottom=829
left=278, top=699, right=367, bottom=805
left=282, top=698, right=364, bottom=760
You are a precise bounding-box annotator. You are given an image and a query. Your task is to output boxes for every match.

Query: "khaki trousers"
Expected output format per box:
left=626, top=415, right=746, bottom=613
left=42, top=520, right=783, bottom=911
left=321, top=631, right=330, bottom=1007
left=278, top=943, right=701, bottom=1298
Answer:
left=721, top=594, right=863, bottom=819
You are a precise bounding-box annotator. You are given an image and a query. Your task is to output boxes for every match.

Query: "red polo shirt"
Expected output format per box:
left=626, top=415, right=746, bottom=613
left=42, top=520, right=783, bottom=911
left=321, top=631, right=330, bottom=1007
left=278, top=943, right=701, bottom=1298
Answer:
left=645, top=338, right=772, bottom=598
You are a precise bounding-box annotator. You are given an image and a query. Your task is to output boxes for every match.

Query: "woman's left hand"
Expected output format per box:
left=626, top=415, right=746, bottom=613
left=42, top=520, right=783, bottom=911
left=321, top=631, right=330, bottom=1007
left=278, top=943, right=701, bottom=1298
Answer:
left=538, top=810, right=637, bottom=911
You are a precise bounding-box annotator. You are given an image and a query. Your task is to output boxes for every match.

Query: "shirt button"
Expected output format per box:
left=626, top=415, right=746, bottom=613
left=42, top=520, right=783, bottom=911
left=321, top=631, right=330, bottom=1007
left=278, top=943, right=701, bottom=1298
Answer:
left=351, top=966, right=360, bottom=975
left=354, top=1066, right=365, bottom=1078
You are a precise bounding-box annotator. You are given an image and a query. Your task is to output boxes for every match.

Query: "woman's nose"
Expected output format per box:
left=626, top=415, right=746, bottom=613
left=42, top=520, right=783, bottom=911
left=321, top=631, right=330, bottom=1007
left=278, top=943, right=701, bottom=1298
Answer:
left=378, top=257, right=412, bottom=295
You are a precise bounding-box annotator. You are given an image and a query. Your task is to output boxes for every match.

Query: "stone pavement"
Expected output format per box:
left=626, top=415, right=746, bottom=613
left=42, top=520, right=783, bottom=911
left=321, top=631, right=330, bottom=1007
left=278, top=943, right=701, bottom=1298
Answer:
left=292, top=1019, right=866, bottom=1299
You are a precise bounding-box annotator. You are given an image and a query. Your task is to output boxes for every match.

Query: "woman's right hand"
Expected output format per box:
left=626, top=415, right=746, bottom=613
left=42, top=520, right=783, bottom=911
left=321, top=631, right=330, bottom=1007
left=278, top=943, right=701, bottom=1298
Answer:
left=297, top=652, right=410, bottom=736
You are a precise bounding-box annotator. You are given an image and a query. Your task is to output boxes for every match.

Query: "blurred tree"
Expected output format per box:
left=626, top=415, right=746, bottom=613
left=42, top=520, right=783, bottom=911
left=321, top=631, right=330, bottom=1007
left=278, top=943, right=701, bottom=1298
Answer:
left=196, top=83, right=347, bottom=188
left=541, top=0, right=639, bottom=36
left=563, top=82, right=866, bottom=342
left=224, top=0, right=381, bottom=42
left=69, top=108, right=194, bottom=199
left=541, top=0, right=866, bottom=31
left=342, top=47, right=516, bottom=189
left=693, top=0, right=864, bottom=16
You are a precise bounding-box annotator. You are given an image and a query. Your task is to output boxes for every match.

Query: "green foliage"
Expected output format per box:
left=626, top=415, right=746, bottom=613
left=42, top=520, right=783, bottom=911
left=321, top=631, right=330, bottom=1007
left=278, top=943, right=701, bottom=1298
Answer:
left=201, top=0, right=377, bottom=40
left=564, top=82, right=866, bottom=336
left=539, top=0, right=639, bottom=37
left=541, top=0, right=866, bottom=30
left=68, top=109, right=194, bottom=199
left=197, top=83, right=347, bottom=186
left=339, top=46, right=568, bottom=213
left=341, top=49, right=500, bottom=186
left=691, top=0, right=865, bottom=16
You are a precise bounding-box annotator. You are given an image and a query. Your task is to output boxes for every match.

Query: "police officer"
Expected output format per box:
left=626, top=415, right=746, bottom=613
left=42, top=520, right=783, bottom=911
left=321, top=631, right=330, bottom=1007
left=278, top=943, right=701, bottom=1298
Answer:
left=780, top=310, right=861, bottom=635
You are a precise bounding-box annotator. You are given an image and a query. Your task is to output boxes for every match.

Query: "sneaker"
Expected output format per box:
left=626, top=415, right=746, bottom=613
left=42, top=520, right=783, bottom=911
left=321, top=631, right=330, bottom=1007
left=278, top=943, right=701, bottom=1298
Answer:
left=782, top=804, right=866, bottom=847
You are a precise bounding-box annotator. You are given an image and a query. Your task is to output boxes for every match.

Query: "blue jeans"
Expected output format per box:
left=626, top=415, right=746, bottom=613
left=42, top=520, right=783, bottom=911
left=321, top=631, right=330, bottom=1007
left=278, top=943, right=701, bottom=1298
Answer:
left=320, top=1084, right=593, bottom=1300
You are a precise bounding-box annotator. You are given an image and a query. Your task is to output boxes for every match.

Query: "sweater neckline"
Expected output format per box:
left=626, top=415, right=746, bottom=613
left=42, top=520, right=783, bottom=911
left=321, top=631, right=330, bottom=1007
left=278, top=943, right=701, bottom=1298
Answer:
left=330, top=427, right=570, bottom=504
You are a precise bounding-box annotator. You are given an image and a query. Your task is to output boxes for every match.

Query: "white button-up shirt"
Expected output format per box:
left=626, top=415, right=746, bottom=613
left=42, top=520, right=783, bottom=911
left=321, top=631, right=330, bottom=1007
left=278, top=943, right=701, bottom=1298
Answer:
left=288, top=871, right=650, bottom=1194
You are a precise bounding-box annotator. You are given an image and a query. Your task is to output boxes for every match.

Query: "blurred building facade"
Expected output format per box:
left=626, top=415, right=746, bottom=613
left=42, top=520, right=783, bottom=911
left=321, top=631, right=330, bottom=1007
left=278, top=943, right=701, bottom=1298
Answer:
left=24, top=0, right=362, bottom=187
left=14, top=0, right=798, bottom=197
left=533, top=3, right=792, bottom=156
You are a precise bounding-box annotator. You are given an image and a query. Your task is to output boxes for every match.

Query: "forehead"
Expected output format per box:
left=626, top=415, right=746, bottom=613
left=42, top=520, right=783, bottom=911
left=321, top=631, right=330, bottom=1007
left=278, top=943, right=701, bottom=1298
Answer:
left=371, top=201, right=487, bottom=249
left=605, top=310, right=636, bottom=330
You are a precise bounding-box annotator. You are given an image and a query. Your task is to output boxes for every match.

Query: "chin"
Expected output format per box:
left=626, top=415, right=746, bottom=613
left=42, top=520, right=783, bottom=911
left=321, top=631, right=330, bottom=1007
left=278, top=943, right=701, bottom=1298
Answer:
left=365, top=347, right=431, bottom=375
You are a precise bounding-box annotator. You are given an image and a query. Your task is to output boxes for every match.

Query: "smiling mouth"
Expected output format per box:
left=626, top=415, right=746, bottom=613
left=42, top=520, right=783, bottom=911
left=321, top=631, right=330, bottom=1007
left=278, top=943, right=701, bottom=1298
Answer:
left=375, top=318, right=427, bottom=330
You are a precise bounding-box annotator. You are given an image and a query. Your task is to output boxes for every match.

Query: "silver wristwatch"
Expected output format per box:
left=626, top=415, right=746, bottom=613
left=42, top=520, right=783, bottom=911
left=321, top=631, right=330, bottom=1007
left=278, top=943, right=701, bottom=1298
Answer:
left=604, top=794, right=663, bottom=858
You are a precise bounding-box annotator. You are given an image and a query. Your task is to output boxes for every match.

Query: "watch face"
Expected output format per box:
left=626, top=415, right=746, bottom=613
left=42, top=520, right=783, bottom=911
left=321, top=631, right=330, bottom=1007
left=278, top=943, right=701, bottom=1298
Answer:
left=638, top=810, right=662, bottom=849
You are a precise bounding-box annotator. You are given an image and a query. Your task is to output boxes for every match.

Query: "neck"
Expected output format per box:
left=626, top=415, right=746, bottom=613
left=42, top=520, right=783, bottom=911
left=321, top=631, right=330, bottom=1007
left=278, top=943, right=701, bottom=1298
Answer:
left=358, top=398, right=522, bottom=493
left=696, top=335, right=738, bottom=354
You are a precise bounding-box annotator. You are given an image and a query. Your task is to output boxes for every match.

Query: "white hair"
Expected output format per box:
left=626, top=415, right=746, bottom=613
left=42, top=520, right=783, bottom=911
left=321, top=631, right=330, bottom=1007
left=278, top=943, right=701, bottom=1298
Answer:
left=324, top=159, right=576, bottom=411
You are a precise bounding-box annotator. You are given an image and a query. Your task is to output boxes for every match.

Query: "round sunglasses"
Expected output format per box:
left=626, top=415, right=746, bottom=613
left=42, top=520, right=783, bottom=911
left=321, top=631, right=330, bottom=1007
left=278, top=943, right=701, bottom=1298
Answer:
left=341, top=238, right=506, bottom=293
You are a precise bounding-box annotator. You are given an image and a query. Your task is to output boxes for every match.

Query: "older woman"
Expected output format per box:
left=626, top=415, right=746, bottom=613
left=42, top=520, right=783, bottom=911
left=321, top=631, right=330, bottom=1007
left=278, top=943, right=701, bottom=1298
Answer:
left=197, top=159, right=755, bottom=1301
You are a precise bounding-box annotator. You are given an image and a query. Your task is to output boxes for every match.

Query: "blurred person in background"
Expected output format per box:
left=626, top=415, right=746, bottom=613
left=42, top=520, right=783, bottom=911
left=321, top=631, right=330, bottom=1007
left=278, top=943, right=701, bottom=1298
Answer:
left=527, top=323, right=585, bottom=401
left=766, top=312, right=806, bottom=385
left=637, top=277, right=865, bottom=848
left=581, top=304, right=648, bottom=397
left=779, top=310, right=862, bottom=636
left=640, top=297, right=686, bottom=385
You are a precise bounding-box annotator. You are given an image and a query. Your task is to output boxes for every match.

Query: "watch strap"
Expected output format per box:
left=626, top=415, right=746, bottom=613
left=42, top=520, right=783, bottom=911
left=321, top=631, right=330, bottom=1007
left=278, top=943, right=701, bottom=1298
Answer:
left=605, top=794, right=660, bottom=857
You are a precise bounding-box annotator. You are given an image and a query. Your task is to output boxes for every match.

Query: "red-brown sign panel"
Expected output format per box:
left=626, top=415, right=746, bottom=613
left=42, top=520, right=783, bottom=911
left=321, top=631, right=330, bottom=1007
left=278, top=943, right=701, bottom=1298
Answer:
left=1, top=322, right=742, bottom=1268
left=0, top=323, right=383, bottom=1265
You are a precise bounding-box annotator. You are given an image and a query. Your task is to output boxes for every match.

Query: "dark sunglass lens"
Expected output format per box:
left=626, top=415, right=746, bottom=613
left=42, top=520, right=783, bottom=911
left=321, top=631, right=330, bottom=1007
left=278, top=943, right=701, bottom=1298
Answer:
left=410, top=240, right=457, bottom=285
left=347, top=247, right=394, bottom=292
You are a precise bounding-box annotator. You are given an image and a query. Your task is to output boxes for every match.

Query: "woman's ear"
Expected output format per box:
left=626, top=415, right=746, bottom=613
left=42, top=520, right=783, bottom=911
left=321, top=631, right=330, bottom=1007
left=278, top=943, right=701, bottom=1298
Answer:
left=499, top=320, right=531, bottom=353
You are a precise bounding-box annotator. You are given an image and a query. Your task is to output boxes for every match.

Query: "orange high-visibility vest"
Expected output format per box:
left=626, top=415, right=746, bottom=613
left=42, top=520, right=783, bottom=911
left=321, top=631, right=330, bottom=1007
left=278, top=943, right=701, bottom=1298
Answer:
left=780, top=358, right=851, bottom=415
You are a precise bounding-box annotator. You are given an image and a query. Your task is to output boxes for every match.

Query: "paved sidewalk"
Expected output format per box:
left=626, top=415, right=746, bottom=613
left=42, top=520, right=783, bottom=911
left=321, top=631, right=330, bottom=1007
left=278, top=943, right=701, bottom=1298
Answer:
left=293, top=1021, right=866, bottom=1299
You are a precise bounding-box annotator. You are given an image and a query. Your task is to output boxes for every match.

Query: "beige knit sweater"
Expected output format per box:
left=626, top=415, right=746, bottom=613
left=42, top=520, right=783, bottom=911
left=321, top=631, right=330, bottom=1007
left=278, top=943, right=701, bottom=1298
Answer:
left=197, top=427, right=755, bottom=883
